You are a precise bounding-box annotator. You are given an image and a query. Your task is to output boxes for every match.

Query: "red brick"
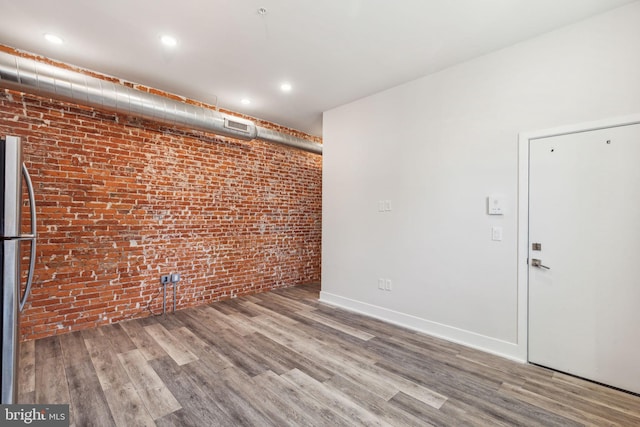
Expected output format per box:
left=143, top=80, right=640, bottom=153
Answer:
left=1, top=87, right=321, bottom=341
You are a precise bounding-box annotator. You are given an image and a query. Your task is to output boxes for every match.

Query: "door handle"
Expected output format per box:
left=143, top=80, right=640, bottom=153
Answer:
left=531, top=259, right=550, bottom=270
left=20, top=163, right=37, bottom=312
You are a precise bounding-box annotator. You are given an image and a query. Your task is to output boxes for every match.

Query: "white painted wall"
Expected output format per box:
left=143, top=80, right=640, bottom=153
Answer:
left=321, top=1, right=640, bottom=361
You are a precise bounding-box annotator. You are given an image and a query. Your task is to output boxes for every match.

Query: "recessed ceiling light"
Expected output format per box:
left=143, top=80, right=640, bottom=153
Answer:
left=241, top=99, right=251, bottom=105
left=160, top=35, right=177, bottom=47
left=44, top=33, right=64, bottom=44
left=280, top=83, right=292, bottom=92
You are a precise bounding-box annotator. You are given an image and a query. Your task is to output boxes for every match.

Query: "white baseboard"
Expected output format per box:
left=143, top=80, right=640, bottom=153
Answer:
left=319, top=291, right=526, bottom=363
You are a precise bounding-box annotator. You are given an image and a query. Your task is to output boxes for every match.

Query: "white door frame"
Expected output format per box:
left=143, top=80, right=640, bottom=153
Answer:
left=516, top=114, right=640, bottom=362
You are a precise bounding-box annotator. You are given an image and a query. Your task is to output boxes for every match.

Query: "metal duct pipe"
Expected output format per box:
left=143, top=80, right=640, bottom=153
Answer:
left=0, top=51, right=322, bottom=155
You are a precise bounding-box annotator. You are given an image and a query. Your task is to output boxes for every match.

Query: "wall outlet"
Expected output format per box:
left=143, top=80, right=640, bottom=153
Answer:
left=160, top=275, right=170, bottom=284
left=171, top=273, right=181, bottom=283
left=378, top=200, right=392, bottom=212
left=378, top=278, right=393, bottom=291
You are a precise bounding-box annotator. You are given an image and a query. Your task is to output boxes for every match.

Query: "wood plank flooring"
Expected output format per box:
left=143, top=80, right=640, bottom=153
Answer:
left=19, top=283, right=640, bottom=426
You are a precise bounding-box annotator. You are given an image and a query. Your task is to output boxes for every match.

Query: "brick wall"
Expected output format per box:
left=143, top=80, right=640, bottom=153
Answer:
left=0, top=88, right=322, bottom=341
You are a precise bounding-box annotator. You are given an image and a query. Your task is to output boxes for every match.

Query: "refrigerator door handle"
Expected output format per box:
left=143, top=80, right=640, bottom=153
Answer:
left=20, top=162, right=37, bottom=312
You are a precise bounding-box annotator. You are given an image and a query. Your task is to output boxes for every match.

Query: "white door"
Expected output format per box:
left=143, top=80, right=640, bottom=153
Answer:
left=528, top=123, right=640, bottom=395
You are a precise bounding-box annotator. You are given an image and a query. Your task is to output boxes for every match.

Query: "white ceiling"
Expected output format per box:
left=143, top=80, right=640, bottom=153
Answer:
left=0, top=0, right=635, bottom=136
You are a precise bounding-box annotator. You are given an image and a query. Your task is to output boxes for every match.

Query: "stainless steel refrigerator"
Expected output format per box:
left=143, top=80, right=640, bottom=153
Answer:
left=1, top=135, right=37, bottom=404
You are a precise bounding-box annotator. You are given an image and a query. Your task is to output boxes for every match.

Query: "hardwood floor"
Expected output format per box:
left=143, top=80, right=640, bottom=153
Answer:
left=18, top=283, right=640, bottom=426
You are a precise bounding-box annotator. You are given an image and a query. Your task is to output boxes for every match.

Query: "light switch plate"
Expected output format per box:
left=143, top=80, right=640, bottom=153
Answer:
left=492, top=226, right=503, bottom=241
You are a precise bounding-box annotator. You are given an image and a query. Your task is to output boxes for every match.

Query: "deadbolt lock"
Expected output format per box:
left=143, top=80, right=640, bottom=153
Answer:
left=532, top=243, right=541, bottom=251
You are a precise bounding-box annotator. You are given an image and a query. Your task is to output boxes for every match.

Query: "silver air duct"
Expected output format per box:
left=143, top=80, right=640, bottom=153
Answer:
left=0, top=51, right=322, bottom=155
